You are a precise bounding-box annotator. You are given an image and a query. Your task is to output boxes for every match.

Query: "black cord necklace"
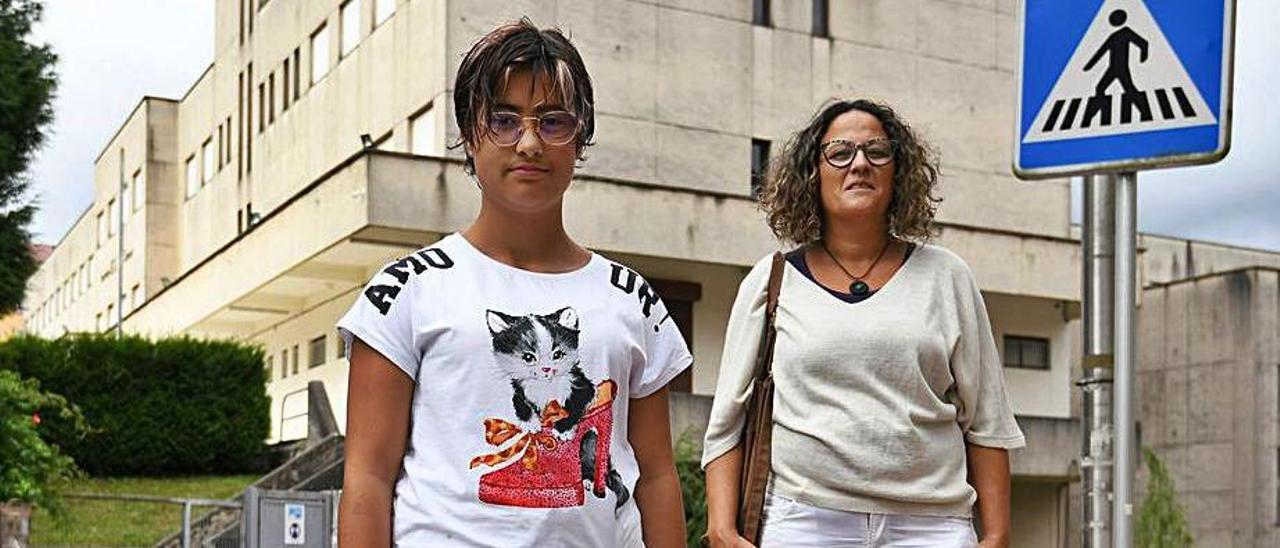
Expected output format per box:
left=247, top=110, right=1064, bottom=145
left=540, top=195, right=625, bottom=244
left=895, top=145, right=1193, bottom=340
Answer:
left=820, top=238, right=892, bottom=296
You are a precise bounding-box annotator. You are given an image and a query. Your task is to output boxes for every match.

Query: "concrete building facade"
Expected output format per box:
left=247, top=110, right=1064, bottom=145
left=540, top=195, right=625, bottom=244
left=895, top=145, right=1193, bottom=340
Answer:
left=1137, top=267, right=1280, bottom=547
left=24, top=1, right=1274, bottom=545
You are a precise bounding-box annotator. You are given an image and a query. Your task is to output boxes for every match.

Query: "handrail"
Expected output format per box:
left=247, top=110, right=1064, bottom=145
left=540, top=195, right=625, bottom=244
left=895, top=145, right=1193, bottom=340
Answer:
left=62, top=492, right=241, bottom=508
left=277, top=386, right=310, bottom=442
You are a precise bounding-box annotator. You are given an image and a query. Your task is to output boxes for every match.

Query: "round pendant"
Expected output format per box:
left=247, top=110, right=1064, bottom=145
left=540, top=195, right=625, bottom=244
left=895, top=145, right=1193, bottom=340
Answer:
left=850, top=280, right=871, bottom=296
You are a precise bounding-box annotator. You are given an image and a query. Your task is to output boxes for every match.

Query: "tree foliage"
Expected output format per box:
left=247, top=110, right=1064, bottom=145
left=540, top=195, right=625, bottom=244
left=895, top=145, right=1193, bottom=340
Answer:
left=1137, top=447, right=1195, bottom=548
left=0, top=0, right=58, bottom=314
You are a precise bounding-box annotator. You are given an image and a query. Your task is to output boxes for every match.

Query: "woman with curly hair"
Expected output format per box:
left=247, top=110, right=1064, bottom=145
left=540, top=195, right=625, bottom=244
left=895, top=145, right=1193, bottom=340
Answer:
left=702, top=100, right=1024, bottom=548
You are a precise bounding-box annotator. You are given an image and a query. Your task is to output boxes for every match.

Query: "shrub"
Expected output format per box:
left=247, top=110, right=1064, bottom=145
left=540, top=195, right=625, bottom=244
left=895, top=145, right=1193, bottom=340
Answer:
left=0, top=334, right=269, bottom=476
left=674, top=432, right=707, bottom=548
left=1137, top=447, right=1194, bottom=548
left=0, top=369, right=90, bottom=510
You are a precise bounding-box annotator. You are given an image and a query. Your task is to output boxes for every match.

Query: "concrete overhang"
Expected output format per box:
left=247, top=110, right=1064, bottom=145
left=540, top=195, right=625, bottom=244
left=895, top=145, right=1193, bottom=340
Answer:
left=123, top=150, right=1081, bottom=339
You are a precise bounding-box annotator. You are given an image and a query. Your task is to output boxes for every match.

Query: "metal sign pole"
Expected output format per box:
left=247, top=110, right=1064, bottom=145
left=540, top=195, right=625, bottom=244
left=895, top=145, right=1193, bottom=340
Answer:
left=1080, top=174, right=1115, bottom=548
left=1113, top=171, right=1138, bottom=547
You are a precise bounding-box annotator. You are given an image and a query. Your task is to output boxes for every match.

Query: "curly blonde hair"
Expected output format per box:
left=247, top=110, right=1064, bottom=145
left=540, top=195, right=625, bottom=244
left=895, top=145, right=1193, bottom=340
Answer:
left=759, top=99, right=941, bottom=245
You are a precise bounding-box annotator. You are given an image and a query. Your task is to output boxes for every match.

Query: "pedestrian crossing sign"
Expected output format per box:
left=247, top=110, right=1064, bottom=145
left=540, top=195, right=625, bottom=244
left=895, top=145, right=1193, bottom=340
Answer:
left=1014, top=0, right=1235, bottom=178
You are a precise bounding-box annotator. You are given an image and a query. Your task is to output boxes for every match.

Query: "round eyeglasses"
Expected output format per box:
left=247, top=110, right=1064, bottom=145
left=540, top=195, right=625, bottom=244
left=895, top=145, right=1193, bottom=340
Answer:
left=820, top=139, right=897, bottom=168
left=485, top=110, right=580, bottom=147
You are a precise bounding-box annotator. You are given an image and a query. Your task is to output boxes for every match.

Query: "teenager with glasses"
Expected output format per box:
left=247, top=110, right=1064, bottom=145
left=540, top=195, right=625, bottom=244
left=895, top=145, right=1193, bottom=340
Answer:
left=702, top=99, right=1024, bottom=548
left=336, top=19, right=689, bottom=547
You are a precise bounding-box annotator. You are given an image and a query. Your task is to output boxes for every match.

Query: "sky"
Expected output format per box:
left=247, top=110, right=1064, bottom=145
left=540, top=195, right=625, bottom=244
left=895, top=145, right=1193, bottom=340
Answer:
left=23, top=0, right=1280, bottom=252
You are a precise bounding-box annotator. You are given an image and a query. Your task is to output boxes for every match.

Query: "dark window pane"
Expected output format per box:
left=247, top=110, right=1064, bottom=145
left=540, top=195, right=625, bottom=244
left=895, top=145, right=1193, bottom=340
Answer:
left=1004, top=335, right=1049, bottom=370
left=309, top=335, right=326, bottom=368
left=1021, top=338, right=1048, bottom=368
left=812, top=0, right=829, bottom=37
left=753, top=0, right=771, bottom=27
left=751, top=139, right=770, bottom=197
left=1004, top=336, right=1021, bottom=366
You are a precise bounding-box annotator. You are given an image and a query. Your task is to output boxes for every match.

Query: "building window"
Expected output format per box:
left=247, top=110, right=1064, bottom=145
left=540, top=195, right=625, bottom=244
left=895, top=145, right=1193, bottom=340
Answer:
left=121, top=183, right=131, bottom=223
left=225, top=116, right=232, bottom=164
left=751, top=138, right=770, bottom=197
left=409, top=104, right=435, bottom=156
left=341, top=0, right=361, bottom=58
left=217, top=125, right=224, bottom=169
left=311, top=23, right=330, bottom=84
left=266, top=355, right=274, bottom=380
left=291, top=345, right=299, bottom=375
left=812, top=0, right=829, bottom=38
left=650, top=279, right=701, bottom=393
left=258, top=82, right=266, bottom=133
left=337, top=336, right=347, bottom=359
left=268, top=73, right=276, bottom=124
left=185, top=155, right=199, bottom=199
left=238, top=71, right=245, bottom=181
left=309, top=335, right=327, bottom=368
left=96, top=211, right=104, bottom=246
left=280, top=349, right=288, bottom=379
left=753, top=0, right=770, bottom=27
left=132, top=170, right=144, bottom=211
left=1004, top=335, right=1050, bottom=369
left=107, top=198, right=117, bottom=236
left=282, top=59, right=291, bottom=111
left=201, top=138, right=215, bottom=183
left=292, top=48, right=301, bottom=100
left=375, top=0, right=395, bottom=27
left=130, top=284, right=139, bottom=310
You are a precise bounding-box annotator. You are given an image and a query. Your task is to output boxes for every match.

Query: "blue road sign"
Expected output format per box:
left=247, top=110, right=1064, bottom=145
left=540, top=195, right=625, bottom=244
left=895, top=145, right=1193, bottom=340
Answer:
left=1014, top=0, right=1235, bottom=179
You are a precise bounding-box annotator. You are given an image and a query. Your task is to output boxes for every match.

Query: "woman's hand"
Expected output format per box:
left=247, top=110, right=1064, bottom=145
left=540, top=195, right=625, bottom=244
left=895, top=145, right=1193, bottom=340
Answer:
left=977, top=536, right=1009, bottom=548
left=706, top=526, right=756, bottom=548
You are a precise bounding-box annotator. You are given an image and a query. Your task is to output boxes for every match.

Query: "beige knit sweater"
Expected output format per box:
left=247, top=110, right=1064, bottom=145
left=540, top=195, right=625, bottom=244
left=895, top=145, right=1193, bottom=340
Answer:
left=701, top=245, right=1026, bottom=518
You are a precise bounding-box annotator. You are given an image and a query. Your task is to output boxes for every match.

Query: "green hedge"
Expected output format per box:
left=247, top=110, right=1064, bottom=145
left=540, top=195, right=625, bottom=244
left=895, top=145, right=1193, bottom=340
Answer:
left=0, top=333, right=269, bottom=476
left=675, top=433, right=708, bottom=548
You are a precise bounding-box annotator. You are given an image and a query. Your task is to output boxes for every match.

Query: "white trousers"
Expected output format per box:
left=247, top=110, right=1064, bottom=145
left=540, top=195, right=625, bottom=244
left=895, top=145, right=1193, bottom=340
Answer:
left=758, top=494, right=978, bottom=548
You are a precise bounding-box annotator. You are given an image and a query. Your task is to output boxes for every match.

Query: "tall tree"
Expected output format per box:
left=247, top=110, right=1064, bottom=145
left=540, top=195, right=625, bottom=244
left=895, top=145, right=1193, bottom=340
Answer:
left=0, top=0, right=57, bottom=314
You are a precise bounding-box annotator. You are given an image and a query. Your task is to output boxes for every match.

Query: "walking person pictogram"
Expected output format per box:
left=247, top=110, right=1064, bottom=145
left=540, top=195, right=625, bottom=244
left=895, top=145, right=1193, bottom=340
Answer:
left=1085, top=9, right=1149, bottom=95
left=1082, top=9, right=1153, bottom=126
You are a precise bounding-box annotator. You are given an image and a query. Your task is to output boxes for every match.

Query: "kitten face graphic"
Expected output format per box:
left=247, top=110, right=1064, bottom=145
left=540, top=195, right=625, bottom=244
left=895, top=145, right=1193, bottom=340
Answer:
left=486, top=307, right=580, bottom=382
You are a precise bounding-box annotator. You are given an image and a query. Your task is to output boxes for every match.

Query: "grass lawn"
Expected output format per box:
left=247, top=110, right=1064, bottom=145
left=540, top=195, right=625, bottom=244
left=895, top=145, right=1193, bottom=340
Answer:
left=29, top=475, right=257, bottom=547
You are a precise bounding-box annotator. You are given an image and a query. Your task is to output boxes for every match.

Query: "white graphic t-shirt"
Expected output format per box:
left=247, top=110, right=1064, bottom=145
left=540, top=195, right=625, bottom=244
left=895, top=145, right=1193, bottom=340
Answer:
left=336, top=233, right=692, bottom=547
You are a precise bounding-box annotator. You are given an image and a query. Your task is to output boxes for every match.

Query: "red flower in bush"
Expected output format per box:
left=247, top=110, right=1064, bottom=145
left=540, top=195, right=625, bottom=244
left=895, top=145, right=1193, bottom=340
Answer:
left=32, top=412, right=41, bottom=426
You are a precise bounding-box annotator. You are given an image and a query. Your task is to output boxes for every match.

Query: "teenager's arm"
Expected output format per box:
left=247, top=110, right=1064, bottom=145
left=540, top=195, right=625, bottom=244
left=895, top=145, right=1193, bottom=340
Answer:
left=338, top=338, right=414, bottom=547
left=629, top=387, right=687, bottom=548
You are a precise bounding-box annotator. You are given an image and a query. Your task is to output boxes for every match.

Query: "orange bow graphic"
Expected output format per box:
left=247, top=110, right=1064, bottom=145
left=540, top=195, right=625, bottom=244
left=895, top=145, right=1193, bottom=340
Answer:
left=469, top=401, right=570, bottom=470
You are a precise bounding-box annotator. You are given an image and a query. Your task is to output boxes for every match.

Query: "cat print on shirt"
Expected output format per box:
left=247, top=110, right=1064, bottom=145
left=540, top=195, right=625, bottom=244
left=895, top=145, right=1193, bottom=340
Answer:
left=473, top=307, right=630, bottom=511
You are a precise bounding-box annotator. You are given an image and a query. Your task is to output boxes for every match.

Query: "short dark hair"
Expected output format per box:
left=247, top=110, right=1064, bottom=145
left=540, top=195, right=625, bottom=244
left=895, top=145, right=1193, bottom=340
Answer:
left=759, top=99, right=942, bottom=244
left=452, top=18, right=595, bottom=174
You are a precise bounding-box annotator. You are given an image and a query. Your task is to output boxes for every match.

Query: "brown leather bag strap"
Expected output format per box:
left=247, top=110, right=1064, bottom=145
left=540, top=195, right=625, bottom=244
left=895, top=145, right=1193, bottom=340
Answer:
left=751, top=252, right=786, bottom=379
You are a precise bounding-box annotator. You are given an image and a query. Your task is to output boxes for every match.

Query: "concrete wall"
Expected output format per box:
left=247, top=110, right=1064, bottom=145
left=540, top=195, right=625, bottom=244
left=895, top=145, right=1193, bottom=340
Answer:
left=25, top=98, right=170, bottom=337
left=442, top=0, right=1071, bottom=239
left=1011, top=480, right=1070, bottom=548
left=987, top=293, right=1078, bottom=419
left=1137, top=268, right=1279, bottom=547
left=1142, top=233, right=1280, bottom=287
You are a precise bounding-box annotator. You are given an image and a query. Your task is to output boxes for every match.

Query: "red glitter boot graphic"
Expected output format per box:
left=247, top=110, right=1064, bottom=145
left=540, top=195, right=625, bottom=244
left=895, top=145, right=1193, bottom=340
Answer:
left=470, top=380, right=617, bottom=508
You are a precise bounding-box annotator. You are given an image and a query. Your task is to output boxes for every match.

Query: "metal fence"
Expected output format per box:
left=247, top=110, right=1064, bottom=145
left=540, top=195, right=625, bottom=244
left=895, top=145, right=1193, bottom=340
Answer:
left=27, top=493, right=241, bottom=548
